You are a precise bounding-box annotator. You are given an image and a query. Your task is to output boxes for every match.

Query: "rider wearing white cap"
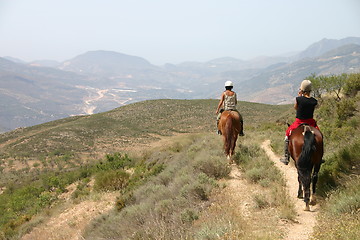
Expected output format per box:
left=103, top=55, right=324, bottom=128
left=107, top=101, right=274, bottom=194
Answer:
left=216, top=81, right=244, bottom=136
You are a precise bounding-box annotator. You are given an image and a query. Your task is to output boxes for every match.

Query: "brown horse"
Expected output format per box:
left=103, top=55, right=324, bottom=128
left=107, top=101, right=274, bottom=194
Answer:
left=288, top=124, right=324, bottom=211
left=218, top=110, right=242, bottom=162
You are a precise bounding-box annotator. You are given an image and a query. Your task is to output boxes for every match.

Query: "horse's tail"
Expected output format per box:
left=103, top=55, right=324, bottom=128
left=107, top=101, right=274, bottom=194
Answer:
left=224, top=116, right=233, bottom=155
left=297, top=128, right=316, bottom=187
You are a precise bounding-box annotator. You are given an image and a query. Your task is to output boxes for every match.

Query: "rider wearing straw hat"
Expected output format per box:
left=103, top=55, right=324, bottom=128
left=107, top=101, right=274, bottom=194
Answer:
left=216, top=80, right=244, bottom=136
left=280, top=79, right=320, bottom=165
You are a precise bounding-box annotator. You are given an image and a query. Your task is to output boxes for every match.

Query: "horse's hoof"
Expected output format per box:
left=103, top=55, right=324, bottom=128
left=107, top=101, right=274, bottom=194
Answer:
left=310, top=196, right=317, bottom=205
left=304, top=206, right=310, bottom=211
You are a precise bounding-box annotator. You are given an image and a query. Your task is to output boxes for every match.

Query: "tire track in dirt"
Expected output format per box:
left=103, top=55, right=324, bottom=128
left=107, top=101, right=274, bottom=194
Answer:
left=261, top=140, right=319, bottom=240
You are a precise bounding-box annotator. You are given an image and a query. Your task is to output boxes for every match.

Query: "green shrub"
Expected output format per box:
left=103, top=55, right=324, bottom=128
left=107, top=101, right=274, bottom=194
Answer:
left=72, top=178, right=91, bottom=200
left=94, top=170, right=130, bottom=191
left=97, top=152, right=133, bottom=171
left=343, top=73, right=360, bottom=97
left=326, top=176, right=360, bottom=215
left=312, top=177, right=360, bottom=240
left=246, top=167, right=266, bottom=183
left=194, top=155, right=230, bottom=179
left=181, top=182, right=209, bottom=201
left=234, top=144, right=261, bottom=165
left=115, top=192, right=134, bottom=211
left=253, top=194, right=270, bottom=209
left=38, top=191, right=57, bottom=207
left=336, top=98, right=357, bottom=121
left=181, top=208, right=199, bottom=224
left=318, top=141, right=360, bottom=195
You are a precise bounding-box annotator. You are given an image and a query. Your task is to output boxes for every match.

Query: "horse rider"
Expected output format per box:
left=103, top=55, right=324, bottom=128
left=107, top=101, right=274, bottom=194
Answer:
left=280, top=79, right=320, bottom=165
left=215, top=80, right=244, bottom=136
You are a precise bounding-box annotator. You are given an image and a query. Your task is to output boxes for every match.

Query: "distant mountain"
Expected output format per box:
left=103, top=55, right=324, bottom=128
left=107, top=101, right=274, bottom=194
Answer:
left=294, top=37, right=360, bottom=60
left=0, top=57, right=88, bottom=131
left=236, top=43, right=360, bottom=104
left=29, top=60, right=60, bottom=68
left=59, top=50, right=158, bottom=77
left=171, top=56, right=289, bottom=74
left=1, top=37, right=359, bottom=131
left=3, top=56, right=26, bottom=64
left=318, top=43, right=360, bottom=58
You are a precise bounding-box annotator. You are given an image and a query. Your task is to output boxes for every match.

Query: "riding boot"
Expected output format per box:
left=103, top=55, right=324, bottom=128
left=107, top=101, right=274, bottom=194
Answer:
left=280, top=137, right=290, bottom=165
left=239, top=120, right=244, bottom=136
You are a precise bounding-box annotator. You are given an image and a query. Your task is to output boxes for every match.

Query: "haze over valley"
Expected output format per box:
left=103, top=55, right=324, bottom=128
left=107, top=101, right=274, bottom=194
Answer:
left=1, top=37, right=360, bottom=132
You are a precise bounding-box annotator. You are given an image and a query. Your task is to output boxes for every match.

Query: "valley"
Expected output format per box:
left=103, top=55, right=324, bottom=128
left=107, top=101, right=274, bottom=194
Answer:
left=1, top=37, right=360, bottom=131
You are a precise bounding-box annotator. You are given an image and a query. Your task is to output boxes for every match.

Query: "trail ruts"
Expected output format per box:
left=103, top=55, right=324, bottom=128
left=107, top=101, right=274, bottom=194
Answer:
left=261, top=140, right=319, bottom=240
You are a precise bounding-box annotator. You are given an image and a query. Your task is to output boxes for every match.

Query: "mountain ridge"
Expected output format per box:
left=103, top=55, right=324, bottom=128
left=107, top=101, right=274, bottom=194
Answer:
left=1, top=37, right=359, bottom=131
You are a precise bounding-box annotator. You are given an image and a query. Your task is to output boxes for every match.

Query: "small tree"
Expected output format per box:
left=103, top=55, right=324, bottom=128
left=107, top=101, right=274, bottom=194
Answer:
left=323, top=74, right=348, bottom=101
left=306, top=73, right=321, bottom=98
left=343, top=73, right=360, bottom=97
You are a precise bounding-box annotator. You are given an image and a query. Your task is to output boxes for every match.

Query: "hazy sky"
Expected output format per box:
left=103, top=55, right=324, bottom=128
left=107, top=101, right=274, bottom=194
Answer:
left=1, top=0, right=359, bottom=65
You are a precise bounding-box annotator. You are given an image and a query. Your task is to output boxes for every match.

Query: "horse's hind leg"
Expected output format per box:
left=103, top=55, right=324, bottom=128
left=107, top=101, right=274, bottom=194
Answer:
left=298, top=169, right=311, bottom=211
left=297, top=175, right=303, bottom=198
left=310, top=165, right=320, bottom=205
left=303, top=183, right=311, bottom=211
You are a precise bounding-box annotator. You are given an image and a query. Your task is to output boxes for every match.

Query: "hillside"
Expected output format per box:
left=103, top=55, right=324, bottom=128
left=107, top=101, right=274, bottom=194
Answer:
left=0, top=99, right=294, bottom=239
left=0, top=82, right=359, bottom=239
left=0, top=99, right=290, bottom=184
left=0, top=57, right=89, bottom=131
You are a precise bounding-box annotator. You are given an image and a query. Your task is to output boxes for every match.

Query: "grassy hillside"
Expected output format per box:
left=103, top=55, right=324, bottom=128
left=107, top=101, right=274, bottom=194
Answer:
left=0, top=99, right=292, bottom=239
left=0, top=99, right=290, bottom=183
left=0, top=76, right=359, bottom=240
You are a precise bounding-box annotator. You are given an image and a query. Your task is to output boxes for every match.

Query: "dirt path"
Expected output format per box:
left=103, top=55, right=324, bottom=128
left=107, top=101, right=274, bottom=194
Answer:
left=19, top=134, right=184, bottom=240
left=261, top=140, right=319, bottom=240
left=21, top=190, right=117, bottom=240
left=18, top=136, right=319, bottom=240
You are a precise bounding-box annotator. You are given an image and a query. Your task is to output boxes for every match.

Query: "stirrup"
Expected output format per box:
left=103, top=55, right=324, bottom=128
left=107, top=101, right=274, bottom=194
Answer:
left=239, top=132, right=244, bottom=136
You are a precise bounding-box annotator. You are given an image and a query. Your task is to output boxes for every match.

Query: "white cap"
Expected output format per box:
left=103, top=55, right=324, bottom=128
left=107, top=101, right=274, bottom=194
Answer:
left=225, top=81, right=233, bottom=87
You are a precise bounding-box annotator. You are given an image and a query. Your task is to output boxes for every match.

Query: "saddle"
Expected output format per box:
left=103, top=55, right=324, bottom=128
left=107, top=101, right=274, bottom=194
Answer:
left=299, top=123, right=314, bottom=135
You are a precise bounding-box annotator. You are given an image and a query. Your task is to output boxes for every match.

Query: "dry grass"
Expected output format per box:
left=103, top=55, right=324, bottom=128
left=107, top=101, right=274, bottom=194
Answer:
left=1, top=90, right=359, bottom=239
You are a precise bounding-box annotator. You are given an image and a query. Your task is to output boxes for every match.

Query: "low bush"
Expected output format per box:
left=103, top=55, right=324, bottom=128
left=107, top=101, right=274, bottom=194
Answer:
left=318, top=141, right=360, bottom=195
left=94, top=169, right=130, bottom=191
left=83, top=134, right=228, bottom=240
left=311, top=176, right=360, bottom=240
left=194, top=155, right=230, bottom=179
left=71, top=178, right=91, bottom=200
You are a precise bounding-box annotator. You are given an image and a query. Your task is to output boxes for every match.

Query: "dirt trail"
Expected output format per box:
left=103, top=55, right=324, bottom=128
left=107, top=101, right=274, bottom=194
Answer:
left=21, top=191, right=117, bottom=240
left=261, top=139, right=319, bottom=240
left=20, top=134, right=183, bottom=240
left=19, top=137, right=319, bottom=240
